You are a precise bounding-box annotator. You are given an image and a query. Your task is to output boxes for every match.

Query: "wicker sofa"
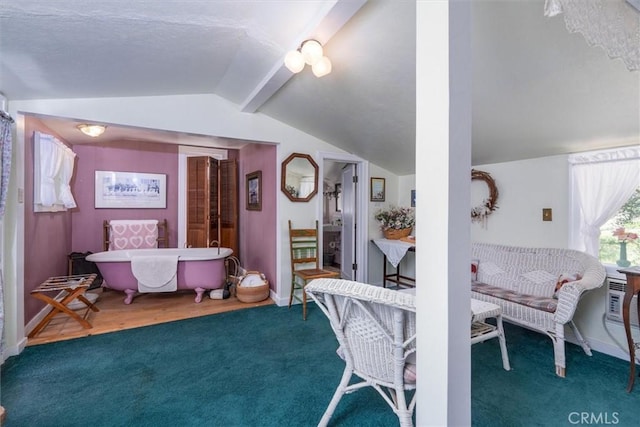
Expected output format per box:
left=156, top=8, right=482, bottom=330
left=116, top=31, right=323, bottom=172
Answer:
left=471, top=243, right=606, bottom=377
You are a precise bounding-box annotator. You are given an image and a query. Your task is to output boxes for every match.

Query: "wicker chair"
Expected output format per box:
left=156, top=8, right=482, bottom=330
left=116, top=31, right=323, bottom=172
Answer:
left=305, top=278, right=416, bottom=427
left=288, top=220, right=340, bottom=320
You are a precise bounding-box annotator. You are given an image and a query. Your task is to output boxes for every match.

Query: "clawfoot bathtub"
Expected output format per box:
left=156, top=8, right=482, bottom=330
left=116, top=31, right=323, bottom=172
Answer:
left=86, top=247, right=232, bottom=304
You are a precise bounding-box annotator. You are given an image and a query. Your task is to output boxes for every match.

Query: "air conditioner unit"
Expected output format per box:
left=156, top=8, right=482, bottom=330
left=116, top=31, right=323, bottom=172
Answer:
left=606, top=277, right=639, bottom=327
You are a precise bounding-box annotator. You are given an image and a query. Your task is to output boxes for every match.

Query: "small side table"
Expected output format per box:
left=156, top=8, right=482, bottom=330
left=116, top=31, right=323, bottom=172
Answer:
left=372, top=238, right=416, bottom=288
left=29, top=274, right=100, bottom=338
left=619, top=267, right=640, bottom=392
left=471, top=299, right=511, bottom=371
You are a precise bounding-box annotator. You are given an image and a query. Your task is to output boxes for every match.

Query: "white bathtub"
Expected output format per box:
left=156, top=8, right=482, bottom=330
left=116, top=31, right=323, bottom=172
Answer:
left=86, top=247, right=232, bottom=304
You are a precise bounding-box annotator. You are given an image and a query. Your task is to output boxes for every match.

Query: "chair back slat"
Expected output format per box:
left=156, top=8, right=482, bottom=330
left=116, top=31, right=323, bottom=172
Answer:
left=288, top=219, right=340, bottom=320
left=289, top=220, right=321, bottom=271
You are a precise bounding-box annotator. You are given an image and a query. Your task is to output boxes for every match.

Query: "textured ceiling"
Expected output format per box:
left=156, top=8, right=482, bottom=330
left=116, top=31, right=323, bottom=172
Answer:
left=1, top=0, right=638, bottom=175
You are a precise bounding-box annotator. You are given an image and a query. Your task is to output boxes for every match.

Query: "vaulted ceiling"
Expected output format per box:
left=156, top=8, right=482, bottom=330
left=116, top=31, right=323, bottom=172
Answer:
left=1, top=0, right=638, bottom=175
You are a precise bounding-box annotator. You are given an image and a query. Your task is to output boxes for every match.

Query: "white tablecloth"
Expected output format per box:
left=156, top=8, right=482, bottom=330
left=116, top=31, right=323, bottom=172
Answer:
left=372, top=238, right=415, bottom=268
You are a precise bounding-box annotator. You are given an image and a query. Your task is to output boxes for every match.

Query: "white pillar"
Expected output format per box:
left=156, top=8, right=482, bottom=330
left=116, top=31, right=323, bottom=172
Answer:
left=416, top=1, right=472, bottom=425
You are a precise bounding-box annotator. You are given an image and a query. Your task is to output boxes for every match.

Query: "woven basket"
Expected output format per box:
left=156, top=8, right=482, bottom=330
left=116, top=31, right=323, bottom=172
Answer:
left=236, top=271, right=270, bottom=303
left=383, top=227, right=412, bottom=240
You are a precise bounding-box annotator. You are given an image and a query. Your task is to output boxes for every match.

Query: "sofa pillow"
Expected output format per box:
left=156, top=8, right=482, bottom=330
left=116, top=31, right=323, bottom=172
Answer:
left=478, top=261, right=505, bottom=277
left=554, top=273, right=582, bottom=298
left=520, top=270, right=558, bottom=297
left=471, top=258, right=480, bottom=281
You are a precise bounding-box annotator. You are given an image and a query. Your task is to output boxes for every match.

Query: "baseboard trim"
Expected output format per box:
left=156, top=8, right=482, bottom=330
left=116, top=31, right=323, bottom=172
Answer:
left=565, top=327, right=632, bottom=362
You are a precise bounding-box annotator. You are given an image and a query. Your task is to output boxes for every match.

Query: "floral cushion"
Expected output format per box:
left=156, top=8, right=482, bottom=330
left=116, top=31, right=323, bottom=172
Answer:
left=337, top=346, right=416, bottom=384
left=471, top=258, right=480, bottom=281
left=404, top=363, right=416, bottom=384
left=472, top=280, right=558, bottom=313
left=554, top=273, right=582, bottom=298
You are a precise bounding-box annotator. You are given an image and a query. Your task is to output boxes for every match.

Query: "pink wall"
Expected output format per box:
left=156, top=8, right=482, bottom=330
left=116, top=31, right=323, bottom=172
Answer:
left=22, top=124, right=277, bottom=326
left=71, top=141, right=179, bottom=253
left=239, top=144, right=277, bottom=291
left=24, top=117, right=74, bottom=322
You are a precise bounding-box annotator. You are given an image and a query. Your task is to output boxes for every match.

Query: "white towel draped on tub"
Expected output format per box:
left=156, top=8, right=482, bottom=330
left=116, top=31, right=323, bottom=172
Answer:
left=131, top=255, right=178, bottom=293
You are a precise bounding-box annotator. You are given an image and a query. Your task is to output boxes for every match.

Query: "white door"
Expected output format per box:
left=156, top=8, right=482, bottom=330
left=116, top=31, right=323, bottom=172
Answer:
left=341, top=164, right=357, bottom=280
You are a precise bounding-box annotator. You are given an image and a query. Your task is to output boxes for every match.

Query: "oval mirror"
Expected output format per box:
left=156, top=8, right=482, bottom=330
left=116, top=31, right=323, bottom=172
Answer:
left=281, top=153, right=319, bottom=202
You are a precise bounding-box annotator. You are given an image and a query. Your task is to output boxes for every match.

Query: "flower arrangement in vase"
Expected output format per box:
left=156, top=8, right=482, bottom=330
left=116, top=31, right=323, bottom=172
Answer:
left=374, top=206, right=415, bottom=239
left=613, top=227, right=638, bottom=268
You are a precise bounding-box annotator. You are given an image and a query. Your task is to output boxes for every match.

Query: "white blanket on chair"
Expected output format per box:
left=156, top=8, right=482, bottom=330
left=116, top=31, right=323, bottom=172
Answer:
left=131, top=255, right=178, bottom=293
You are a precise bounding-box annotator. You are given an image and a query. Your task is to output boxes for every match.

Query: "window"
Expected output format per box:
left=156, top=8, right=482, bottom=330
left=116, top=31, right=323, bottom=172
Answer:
left=568, top=146, right=640, bottom=263
left=33, top=131, right=78, bottom=212
left=599, top=188, right=640, bottom=266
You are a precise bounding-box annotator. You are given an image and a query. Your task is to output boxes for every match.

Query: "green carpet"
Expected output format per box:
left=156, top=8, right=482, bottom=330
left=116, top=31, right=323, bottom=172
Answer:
left=2, top=304, right=639, bottom=426
left=472, top=323, right=640, bottom=426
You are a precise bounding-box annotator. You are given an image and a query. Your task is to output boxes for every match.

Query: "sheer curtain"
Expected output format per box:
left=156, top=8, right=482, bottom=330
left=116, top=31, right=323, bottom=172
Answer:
left=544, top=0, right=640, bottom=71
left=0, top=112, right=13, bottom=216
left=34, top=132, right=77, bottom=210
left=299, top=176, right=315, bottom=198
left=0, top=110, right=14, bottom=361
left=57, top=146, right=78, bottom=209
left=38, top=132, right=64, bottom=206
left=569, top=146, right=640, bottom=256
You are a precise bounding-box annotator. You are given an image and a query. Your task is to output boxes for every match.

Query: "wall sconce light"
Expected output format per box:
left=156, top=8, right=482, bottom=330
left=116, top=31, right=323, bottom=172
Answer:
left=77, top=124, right=107, bottom=137
left=284, top=39, right=332, bottom=78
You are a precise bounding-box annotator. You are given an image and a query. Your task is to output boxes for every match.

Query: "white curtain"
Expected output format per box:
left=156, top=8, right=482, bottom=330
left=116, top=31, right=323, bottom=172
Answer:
left=57, top=147, right=77, bottom=208
left=35, top=132, right=77, bottom=210
left=0, top=110, right=14, bottom=361
left=570, top=146, right=640, bottom=256
left=38, top=133, right=64, bottom=206
left=299, top=176, right=315, bottom=198
left=544, top=0, right=640, bottom=71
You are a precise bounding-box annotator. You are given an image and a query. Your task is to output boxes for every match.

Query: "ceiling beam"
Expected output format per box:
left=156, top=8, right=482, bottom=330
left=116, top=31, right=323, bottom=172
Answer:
left=240, top=0, right=367, bottom=113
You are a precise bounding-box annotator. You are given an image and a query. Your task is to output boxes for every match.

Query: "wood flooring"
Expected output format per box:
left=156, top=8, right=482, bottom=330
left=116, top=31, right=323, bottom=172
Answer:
left=27, top=288, right=274, bottom=346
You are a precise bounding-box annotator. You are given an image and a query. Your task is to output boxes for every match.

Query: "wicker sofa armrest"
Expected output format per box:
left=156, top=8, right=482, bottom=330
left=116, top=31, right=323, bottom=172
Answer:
left=554, top=261, right=606, bottom=324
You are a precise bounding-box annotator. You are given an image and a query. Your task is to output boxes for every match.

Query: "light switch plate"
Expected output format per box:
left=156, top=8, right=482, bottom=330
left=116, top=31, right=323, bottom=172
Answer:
left=542, top=208, right=552, bottom=221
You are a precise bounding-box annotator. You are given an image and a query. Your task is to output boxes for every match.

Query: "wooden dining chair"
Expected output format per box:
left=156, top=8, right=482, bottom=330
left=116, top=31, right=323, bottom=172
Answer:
left=288, top=220, right=340, bottom=320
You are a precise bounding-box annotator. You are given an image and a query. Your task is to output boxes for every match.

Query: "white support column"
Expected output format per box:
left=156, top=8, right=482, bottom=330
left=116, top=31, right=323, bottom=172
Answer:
left=416, top=1, right=472, bottom=425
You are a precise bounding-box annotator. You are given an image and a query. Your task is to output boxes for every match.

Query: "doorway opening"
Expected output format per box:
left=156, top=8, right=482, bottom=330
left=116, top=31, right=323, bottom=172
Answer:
left=318, top=152, right=369, bottom=283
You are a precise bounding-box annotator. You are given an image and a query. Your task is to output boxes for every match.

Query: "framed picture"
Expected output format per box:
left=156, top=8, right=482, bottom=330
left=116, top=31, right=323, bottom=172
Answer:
left=95, top=171, right=166, bottom=208
left=370, top=177, right=386, bottom=202
left=246, top=170, right=262, bottom=211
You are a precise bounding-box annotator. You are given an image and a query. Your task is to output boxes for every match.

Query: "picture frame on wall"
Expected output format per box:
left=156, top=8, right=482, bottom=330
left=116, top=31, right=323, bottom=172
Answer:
left=246, top=170, right=262, bottom=211
left=95, top=170, right=166, bottom=208
left=370, top=177, right=385, bottom=202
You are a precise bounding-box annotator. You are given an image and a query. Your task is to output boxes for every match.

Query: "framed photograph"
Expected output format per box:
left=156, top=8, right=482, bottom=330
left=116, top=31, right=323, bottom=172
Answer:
left=246, top=170, right=262, bottom=211
left=370, top=177, right=386, bottom=202
left=95, top=171, right=166, bottom=209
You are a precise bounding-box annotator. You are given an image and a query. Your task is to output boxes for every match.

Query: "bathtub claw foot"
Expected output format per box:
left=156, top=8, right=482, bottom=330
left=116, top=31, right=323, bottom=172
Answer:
left=194, top=288, right=205, bottom=303
left=124, top=289, right=136, bottom=304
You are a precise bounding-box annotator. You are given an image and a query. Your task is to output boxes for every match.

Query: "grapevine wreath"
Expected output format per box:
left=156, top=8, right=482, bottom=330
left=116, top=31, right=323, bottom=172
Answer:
left=471, top=169, right=499, bottom=223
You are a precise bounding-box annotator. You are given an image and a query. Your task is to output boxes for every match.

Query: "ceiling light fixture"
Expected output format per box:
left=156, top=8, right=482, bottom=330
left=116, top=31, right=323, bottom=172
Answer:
left=77, top=124, right=107, bottom=137
left=284, top=39, right=332, bottom=78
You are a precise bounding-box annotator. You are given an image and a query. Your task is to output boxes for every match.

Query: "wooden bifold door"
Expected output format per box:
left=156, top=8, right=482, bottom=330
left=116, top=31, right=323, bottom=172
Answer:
left=186, top=157, right=238, bottom=255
